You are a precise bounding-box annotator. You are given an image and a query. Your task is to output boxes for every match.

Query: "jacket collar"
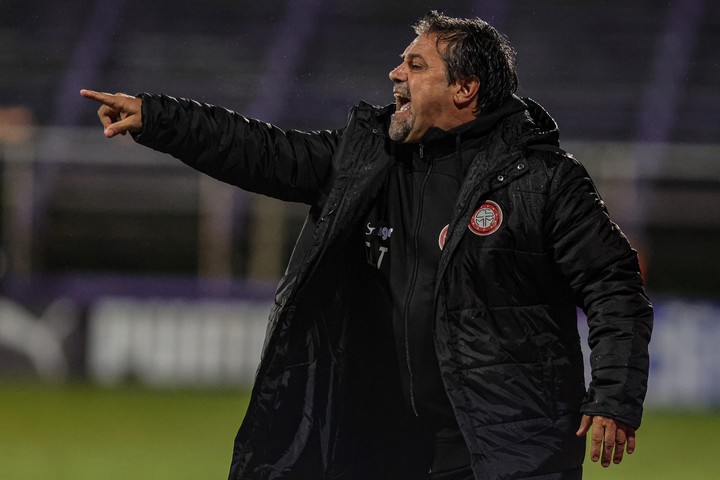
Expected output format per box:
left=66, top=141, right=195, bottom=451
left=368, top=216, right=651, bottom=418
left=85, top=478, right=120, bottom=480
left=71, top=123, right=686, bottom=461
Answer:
left=419, top=95, right=528, bottom=153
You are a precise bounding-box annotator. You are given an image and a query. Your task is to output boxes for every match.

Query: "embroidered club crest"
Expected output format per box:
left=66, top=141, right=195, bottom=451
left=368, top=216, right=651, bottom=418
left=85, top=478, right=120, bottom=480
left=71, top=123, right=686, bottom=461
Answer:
left=468, top=201, right=503, bottom=236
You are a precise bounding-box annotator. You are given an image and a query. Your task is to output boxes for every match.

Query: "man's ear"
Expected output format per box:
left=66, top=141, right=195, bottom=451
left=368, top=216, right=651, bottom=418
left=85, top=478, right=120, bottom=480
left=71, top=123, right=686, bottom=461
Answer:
left=453, top=77, right=480, bottom=109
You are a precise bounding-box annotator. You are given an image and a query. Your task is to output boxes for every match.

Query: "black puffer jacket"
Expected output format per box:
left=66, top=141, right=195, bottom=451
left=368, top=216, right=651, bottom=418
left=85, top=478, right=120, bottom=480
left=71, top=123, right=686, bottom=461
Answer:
left=134, top=94, right=653, bottom=480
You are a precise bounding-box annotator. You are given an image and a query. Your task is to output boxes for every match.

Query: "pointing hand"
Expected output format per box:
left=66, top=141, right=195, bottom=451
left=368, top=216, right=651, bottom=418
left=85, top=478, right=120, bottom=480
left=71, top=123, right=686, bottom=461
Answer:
left=80, top=89, right=142, bottom=138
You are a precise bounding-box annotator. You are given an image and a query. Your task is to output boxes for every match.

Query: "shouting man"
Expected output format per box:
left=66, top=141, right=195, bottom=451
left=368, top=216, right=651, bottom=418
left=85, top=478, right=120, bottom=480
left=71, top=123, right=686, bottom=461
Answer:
left=81, top=11, right=652, bottom=480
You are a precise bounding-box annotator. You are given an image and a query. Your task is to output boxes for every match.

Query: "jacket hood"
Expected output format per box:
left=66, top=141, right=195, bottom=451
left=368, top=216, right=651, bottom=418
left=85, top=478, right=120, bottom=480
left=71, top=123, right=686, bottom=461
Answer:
left=416, top=95, right=561, bottom=155
left=420, top=94, right=527, bottom=147
left=516, top=96, right=561, bottom=147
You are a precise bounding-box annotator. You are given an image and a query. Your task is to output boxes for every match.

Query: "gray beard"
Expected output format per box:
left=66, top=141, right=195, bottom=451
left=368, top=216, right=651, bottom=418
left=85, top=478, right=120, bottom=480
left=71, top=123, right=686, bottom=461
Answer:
left=388, top=114, right=412, bottom=142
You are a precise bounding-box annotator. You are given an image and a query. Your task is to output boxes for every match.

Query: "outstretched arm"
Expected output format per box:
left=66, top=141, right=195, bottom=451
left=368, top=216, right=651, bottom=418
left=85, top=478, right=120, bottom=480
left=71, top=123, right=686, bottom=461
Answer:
left=80, top=89, right=143, bottom=138
left=80, top=89, right=341, bottom=204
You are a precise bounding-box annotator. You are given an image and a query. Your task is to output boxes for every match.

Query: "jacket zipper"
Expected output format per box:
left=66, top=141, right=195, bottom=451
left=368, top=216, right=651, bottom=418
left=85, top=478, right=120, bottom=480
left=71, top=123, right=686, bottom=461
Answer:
left=403, top=143, right=432, bottom=417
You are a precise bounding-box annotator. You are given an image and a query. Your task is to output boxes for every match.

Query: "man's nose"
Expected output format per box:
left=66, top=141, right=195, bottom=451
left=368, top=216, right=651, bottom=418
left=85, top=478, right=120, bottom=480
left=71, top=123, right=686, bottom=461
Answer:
left=389, top=64, right=405, bottom=82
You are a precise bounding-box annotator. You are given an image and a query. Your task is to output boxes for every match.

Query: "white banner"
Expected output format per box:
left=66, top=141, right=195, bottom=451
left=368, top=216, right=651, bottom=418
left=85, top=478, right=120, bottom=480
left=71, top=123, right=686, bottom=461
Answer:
left=645, top=299, right=720, bottom=407
left=4, top=293, right=719, bottom=406
left=87, top=297, right=271, bottom=387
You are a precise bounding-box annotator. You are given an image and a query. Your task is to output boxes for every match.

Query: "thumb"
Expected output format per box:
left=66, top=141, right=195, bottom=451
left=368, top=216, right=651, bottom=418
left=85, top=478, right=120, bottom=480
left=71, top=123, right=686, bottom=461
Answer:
left=104, top=115, right=140, bottom=138
left=576, top=415, right=592, bottom=437
left=104, top=123, right=123, bottom=138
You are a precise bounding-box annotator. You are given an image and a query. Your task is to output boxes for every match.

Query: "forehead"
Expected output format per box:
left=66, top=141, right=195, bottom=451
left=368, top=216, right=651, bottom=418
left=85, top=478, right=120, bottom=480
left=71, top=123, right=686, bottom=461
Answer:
left=402, top=33, right=446, bottom=61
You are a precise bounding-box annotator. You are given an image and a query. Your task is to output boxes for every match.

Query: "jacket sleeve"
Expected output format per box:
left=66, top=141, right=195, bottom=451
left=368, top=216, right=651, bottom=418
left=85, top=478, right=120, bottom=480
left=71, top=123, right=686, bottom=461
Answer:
left=132, top=93, right=342, bottom=204
left=544, top=157, right=653, bottom=429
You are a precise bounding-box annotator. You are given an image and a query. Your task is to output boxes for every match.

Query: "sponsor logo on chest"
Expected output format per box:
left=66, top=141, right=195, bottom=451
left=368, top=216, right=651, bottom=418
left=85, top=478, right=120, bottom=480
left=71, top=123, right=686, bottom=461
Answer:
left=365, top=222, right=393, bottom=269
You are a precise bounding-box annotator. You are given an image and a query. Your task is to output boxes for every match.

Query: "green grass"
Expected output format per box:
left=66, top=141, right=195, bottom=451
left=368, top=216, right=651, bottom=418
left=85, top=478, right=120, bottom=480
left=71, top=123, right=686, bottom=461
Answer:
left=582, top=410, right=720, bottom=480
left=0, top=382, right=250, bottom=480
left=1, top=382, right=718, bottom=479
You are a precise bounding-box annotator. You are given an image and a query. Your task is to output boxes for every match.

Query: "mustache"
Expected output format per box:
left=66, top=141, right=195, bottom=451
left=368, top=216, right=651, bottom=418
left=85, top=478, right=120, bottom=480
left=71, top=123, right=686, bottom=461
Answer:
left=393, top=88, right=411, bottom=100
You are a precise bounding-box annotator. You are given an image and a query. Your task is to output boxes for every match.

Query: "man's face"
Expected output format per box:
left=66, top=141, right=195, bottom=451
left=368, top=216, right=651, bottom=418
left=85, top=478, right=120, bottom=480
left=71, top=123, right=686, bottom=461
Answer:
left=388, top=33, right=458, bottom=143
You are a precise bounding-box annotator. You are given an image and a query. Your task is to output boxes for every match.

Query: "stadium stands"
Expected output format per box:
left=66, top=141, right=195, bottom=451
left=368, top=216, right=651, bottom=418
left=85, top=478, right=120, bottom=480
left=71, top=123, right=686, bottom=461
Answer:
left=0, top=0, right=718, bottom=295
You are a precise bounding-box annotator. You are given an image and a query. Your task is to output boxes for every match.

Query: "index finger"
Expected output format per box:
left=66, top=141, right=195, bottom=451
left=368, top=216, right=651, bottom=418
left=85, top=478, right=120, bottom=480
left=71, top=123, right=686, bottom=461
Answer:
left=602, top=421, right=616, bottom=467
left=590, top=421, right=603, bottom=462
left=80, top=89, right=121, bottom=108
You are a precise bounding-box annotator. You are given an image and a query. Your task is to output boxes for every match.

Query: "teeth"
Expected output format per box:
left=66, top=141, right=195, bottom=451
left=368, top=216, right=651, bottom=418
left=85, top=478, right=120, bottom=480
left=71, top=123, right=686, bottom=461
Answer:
left=394, top=94, right=411, bottom=113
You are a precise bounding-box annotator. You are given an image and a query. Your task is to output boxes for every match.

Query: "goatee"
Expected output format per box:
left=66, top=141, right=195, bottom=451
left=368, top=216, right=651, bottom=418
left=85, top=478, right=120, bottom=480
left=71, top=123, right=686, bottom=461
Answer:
left=389, top=114, right=412, bottom=142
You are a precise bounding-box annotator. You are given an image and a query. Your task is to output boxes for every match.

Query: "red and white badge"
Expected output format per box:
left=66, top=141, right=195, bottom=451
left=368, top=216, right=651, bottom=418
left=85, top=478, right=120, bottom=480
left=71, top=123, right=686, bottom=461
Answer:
left=438, top=224, right=449, bottom=250
left=468, top=201, right=503, bottom=236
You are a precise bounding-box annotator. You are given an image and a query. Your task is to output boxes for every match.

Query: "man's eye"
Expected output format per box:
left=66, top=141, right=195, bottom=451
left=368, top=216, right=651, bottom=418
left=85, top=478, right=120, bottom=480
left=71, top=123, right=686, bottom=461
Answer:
left=410, top=63, right=423, bottom=70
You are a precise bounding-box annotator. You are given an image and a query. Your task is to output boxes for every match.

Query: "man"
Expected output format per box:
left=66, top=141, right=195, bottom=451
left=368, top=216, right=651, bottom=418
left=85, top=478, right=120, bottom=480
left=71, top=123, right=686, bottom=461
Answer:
left=81, top=11, right=652, bottom=480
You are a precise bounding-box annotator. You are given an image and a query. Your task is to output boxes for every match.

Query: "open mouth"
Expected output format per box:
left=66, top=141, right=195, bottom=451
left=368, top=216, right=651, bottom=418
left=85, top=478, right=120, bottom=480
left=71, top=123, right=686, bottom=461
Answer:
left=394, top=93, right=411, bottom=112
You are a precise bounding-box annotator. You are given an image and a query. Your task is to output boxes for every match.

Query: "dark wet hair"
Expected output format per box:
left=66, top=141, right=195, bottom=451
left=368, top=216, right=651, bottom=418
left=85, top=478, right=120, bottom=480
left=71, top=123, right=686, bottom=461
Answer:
left=413, top=10, right=518, bottom=113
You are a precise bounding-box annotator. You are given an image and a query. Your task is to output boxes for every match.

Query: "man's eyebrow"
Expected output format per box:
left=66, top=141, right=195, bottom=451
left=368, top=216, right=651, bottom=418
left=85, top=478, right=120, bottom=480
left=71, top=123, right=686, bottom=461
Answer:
left=401, top=53, right=425, bottom=62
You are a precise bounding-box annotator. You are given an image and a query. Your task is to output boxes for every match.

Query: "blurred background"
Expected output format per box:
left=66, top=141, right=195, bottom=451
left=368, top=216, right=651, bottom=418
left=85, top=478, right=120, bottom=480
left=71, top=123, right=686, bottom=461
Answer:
left=1, top=0, right=719, bottom=478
